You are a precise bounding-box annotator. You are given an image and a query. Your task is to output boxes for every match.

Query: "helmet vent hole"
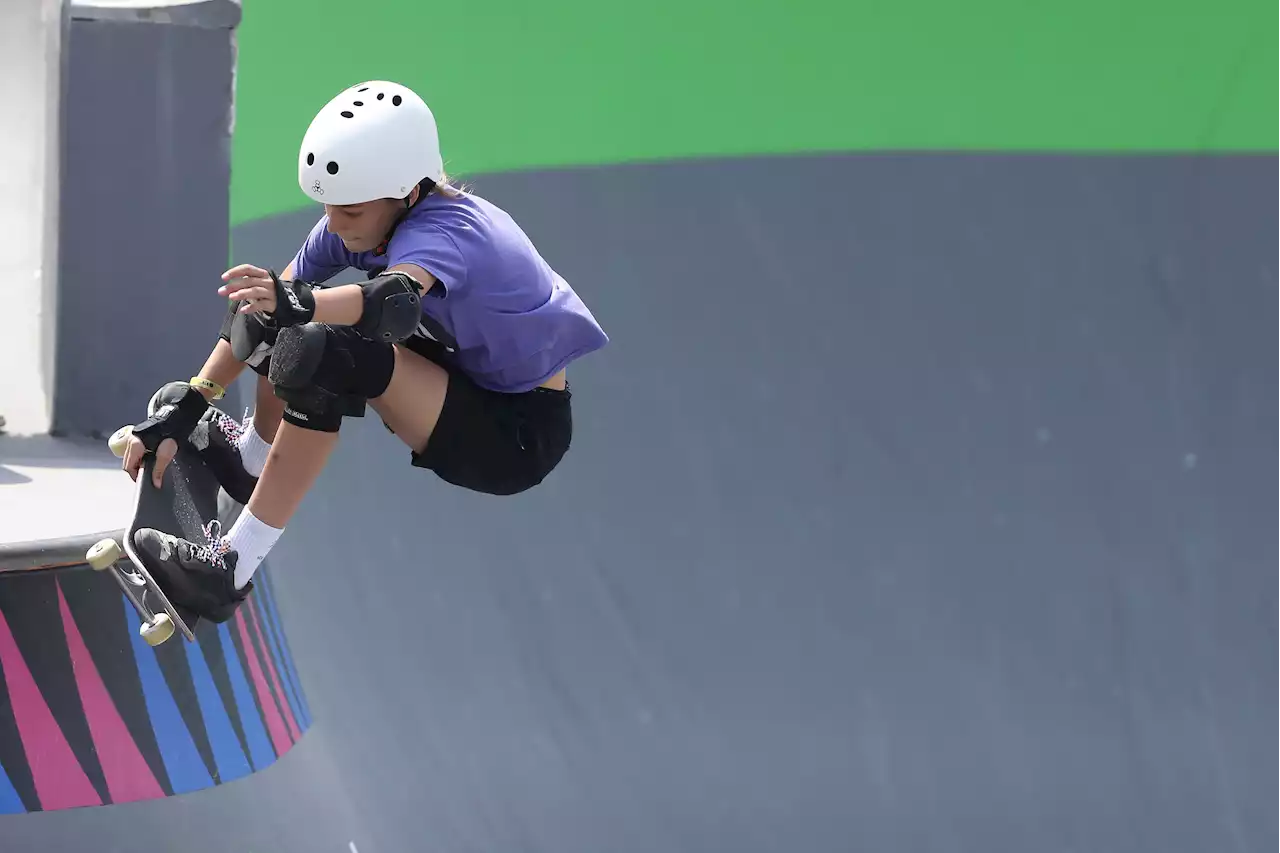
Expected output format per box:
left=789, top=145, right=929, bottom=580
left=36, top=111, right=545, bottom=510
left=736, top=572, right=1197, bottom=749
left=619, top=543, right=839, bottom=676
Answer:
left=340, top=110, right=354, bottom=118
left=326, top=161, right=339, bottom=175
left=306, top=153, right=314, bottom=166
left=376, top=93, right=384, bottom=100
left=353, top=100, right=364, bottom=107
left=392, top=95, right=403, bottom=106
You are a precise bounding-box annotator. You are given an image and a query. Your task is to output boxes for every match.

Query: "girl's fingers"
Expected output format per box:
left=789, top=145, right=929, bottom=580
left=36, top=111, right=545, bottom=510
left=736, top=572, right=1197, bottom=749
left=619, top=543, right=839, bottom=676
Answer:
left=219, top=275, right=271, bottom=297
left=222, top=263, right=266, bottom=280
left=234, top=285, right=275, bottom=313
left=227, top=284, right=271, bottom=301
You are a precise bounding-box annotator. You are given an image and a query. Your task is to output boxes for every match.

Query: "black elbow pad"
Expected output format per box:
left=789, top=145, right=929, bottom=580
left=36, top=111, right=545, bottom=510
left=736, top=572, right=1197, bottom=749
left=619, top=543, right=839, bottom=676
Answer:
left=354, top=272, right=422, bottom=343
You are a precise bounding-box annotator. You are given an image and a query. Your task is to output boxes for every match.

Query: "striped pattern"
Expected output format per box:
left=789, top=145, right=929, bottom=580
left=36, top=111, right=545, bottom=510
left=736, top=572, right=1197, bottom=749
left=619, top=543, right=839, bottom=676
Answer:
left=0, top=560, right=309, bottom=813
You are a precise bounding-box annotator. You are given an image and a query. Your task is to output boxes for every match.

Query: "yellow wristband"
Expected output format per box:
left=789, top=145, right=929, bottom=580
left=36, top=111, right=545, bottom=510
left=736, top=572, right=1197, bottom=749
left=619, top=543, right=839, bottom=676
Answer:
left=188, top=376, right=225, bottom=400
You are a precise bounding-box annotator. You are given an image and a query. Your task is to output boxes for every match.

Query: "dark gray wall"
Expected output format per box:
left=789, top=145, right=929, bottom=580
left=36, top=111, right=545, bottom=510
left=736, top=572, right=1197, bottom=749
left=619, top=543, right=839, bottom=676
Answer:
left=5, top=153, right=1274, bottom=852
left=250, top=153, right=1280, bottom=853
left=51, top=1, right=239, bottom=437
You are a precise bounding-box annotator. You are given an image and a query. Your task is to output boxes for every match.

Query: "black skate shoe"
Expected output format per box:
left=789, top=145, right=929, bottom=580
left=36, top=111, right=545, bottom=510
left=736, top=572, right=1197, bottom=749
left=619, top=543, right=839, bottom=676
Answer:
left=189, top=407, right=260, bottom=506
left=133, top=521, right=251, bottom=623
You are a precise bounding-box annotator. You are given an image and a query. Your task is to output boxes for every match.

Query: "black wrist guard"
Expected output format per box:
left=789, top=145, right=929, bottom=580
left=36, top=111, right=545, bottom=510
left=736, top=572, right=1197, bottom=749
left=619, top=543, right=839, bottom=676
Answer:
left=132, top=381, right=209, bottom=453
left=265, top=269, right=316, bottom=328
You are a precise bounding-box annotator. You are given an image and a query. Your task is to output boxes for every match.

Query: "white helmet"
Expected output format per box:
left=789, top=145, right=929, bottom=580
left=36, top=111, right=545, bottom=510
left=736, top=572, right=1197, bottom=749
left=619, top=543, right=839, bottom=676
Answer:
left=297, top=81, right=443, bottom=206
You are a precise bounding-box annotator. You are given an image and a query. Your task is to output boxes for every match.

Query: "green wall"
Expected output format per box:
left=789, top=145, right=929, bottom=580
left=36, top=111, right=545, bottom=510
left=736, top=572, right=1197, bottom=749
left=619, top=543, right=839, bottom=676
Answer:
left=230, top=0, right=1277, bottom=224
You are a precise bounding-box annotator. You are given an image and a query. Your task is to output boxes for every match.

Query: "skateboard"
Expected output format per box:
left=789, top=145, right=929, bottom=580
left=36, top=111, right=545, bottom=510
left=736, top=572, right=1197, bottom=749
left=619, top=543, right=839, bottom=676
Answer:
left=85, top=415, right=233, bottom=646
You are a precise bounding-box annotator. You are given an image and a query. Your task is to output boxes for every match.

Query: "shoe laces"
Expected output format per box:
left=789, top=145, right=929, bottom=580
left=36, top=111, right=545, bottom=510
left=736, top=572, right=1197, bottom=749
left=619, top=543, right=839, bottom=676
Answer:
left=212, top=407, right=253, bottom=447
left=189, top=519, right=232, bottom=569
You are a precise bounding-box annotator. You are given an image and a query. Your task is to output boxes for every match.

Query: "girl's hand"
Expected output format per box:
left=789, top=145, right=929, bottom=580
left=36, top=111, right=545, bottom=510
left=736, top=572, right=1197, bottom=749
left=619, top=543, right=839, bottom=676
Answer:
left=219, top=264, right=278, bottom=314
left=121, top=432, right=177, bottom=488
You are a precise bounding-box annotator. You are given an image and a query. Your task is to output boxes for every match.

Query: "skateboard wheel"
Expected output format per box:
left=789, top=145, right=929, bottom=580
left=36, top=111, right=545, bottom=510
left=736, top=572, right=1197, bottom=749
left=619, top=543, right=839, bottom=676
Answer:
left=108, top=425, right=134, bottom=458
left=86, top=538, right=122, bottom=571
left=141, top=614, right=175, bottom=646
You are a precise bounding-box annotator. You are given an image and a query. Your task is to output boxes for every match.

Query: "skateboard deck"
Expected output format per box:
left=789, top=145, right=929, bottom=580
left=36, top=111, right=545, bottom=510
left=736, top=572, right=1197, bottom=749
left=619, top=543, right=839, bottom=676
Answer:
left=87, top=418, right=235, bottom=646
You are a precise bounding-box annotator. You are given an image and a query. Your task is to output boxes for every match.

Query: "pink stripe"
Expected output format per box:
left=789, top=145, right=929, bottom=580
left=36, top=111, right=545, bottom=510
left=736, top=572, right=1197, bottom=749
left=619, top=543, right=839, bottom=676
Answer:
left=246, top=597, right=301, bottom=742
left=58, top=587, right=164, bottom=804
left=232, top=611, right=291, bottom=756
left=0, top=608, right=101, bottom=810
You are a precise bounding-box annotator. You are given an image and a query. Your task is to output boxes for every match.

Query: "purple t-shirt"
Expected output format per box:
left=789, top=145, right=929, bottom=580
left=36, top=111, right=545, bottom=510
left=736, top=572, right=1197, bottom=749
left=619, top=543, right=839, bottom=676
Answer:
left=289, top=189, right=608, bottom=393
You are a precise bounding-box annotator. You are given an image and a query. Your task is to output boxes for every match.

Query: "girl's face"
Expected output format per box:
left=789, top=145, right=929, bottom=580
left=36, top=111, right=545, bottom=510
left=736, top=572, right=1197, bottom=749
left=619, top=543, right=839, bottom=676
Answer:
left=323, top=197, right=403, bottom=252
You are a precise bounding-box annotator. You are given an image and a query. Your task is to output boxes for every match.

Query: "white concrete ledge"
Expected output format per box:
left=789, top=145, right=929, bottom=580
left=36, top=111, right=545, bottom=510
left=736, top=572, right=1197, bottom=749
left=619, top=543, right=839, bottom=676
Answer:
left=67, top=0, right=242, bottom=28
left=0, top=435, right=133, bottom=570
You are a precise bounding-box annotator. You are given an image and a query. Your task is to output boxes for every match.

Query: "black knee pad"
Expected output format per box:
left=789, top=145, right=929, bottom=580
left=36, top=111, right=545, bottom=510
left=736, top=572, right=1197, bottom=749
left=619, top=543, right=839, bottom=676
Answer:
left=268, top=324, right=395, bottom=432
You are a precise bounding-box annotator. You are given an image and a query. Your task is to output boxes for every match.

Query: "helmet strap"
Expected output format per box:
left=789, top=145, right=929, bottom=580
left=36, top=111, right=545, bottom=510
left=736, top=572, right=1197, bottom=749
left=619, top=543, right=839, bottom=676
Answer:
left=373, top=180, right=430, bottom=256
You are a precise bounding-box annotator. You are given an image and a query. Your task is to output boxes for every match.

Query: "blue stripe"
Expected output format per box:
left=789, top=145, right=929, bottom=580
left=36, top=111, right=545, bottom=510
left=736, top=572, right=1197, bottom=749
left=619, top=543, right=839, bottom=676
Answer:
left=255, top=570, right=309, bottom=722
left=254, top=571, right=310, bottom=729
left=0, top=759, right=24, bottom=814
left=182, top=640, right=252, bottom=785
left=217, top=621, right=276, bottom=771
left=123, top=595, right=213, bottom=795
left=256, top=600, right=307, bottom=731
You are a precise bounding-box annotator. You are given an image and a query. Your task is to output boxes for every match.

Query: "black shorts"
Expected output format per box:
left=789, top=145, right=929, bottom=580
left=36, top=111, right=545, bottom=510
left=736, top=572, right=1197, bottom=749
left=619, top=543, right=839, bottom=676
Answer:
left=398, top=336, right=573, bottom=496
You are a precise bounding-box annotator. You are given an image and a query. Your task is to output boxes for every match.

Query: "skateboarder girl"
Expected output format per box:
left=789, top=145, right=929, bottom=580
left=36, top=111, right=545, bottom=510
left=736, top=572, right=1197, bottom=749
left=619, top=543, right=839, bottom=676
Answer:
left=120, top=81, right=608, bottom=621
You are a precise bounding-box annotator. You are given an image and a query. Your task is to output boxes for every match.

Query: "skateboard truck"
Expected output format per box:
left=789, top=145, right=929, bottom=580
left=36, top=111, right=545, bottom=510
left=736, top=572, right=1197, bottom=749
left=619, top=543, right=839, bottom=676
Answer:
left=86, top=536, right=177, bottom=646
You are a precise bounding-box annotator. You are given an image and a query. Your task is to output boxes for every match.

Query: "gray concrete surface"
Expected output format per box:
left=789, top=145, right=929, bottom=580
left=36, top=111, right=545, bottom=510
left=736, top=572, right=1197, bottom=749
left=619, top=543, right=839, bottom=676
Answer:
left=51, top=1, right=239, bottom=437
left=0, top=435, right=132, bottom=563
left=2, top=153, right=1275, bottom=852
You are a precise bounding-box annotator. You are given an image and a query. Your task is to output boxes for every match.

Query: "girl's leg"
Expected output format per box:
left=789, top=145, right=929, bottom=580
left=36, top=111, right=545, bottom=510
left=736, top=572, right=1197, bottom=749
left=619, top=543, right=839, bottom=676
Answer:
left=215, top=373, right=284, bottom=487
left=372, top=343, right=574, bottom=497
left=251, top=371, right=286, bottom=442
left=243, top=344, right=449, bottom=526
left=368, top=345, right=450, bottom=453
left=224, top=345, right=448, bottom=590
left=221, top=419, right=339, bottom=590
left=239, top=369, right=329, bottom=529
left=134, top=338, right=450, bottom=621
left=243, top=422, right=341, bottom=527
left=132, top=368, right=338, bottom=610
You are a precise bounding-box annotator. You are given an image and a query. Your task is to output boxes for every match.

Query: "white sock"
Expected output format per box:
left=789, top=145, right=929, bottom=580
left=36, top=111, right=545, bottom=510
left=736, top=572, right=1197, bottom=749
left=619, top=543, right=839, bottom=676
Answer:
left=226, top=508, right=283, bottom=589
left=236, top=418, right=272, bottom=478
